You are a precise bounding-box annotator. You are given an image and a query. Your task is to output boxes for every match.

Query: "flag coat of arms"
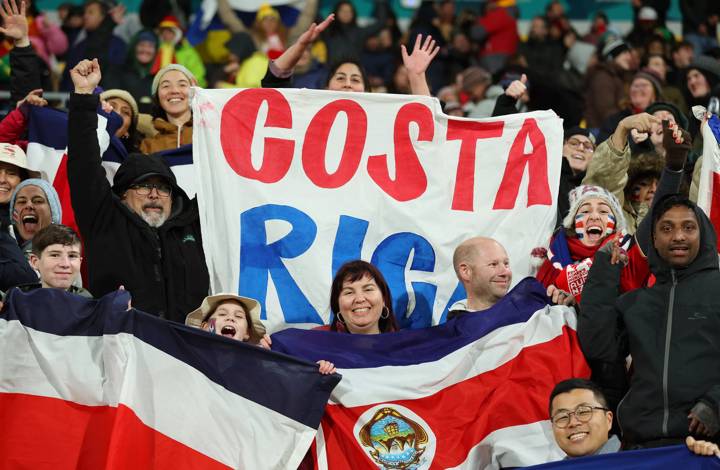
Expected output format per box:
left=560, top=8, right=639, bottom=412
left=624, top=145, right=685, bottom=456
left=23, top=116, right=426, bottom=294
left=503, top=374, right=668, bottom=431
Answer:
left=0, top=288, right=340, bottom=469
left=272, top=278, right=591, bottom=469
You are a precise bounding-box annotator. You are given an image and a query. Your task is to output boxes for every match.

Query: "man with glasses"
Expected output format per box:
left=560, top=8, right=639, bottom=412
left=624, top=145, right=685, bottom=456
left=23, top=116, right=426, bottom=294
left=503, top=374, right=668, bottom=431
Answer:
left=66, top=58, right=209, bottom=323
left=549, top=378, right=618, bottom=458
left=549, top=378, right=720, bottom=459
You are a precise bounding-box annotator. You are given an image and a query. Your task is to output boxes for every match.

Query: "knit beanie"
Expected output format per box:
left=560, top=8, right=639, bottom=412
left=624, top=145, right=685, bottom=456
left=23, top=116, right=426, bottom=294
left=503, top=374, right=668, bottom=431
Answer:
left=602, top=38, right=630, bottom=61
left=562, top=185, right=626, bottom=233
left=151, top=63, right=197, bottom=95
left=10, top=178, right=62, bottom=224
left=688, top=56, right=720, bottom=90
left=632, top=69, right=664, bottom=101
left=100, top=89, right=139, bottom=121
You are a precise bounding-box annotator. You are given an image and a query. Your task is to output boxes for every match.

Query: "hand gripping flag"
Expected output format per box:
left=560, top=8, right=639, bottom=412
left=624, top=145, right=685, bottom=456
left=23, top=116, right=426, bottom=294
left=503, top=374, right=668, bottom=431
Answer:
left=526, top=444, right=720, bottom=469
left=0, top=288, right=340, bottom=469
left=696, top=114, right=720, bottom=251
left=271, top=278, right=591, bottom=469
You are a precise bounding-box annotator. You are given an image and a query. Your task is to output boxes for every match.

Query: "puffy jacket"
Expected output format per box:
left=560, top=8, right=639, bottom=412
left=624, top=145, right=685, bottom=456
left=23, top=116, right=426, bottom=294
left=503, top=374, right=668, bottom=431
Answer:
left=579, top=199, right=720, bottom=445
left=67, top=93, right=209, bottom=322
left=139, top=117, right=193, bottom=154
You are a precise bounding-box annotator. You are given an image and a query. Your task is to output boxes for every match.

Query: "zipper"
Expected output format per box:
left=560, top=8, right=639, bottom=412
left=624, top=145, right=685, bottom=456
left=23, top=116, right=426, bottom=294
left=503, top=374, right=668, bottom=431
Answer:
left=616, top=390, right=629, bottom=437
left=177, top=123, right=183, bottom=148
left=662, top=270, right=677, bottom=436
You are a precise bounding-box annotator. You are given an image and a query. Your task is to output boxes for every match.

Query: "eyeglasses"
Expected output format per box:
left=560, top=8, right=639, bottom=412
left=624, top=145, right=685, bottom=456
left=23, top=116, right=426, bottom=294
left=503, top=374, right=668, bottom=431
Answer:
left=129, top=183, right=172, bottom=198
left=551, top=405, right=609, bottom=428
left=566, top=139, right=595, bottom=151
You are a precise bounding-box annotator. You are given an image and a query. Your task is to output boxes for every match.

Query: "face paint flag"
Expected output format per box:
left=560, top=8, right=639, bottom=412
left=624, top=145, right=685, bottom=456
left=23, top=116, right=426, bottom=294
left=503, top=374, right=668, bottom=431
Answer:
left=0, top=288, right=340, bottom=469
left=192, top=87, right=563, bottom=332
left=696, top=114, right=720, bottom=251
left=526, top=444, right=720, bottom=469
left=271, top=278, right=591, bottom=469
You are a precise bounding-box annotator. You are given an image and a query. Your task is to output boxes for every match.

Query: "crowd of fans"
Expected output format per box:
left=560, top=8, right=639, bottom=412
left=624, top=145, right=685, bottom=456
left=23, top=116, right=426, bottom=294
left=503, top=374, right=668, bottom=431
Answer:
left=1, top=0, right=720, bottom=464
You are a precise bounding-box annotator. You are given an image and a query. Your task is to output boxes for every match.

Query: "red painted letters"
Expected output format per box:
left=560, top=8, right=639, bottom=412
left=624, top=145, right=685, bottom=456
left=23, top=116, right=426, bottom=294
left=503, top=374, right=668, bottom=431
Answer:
left=367, top=103, right=433, bottom=201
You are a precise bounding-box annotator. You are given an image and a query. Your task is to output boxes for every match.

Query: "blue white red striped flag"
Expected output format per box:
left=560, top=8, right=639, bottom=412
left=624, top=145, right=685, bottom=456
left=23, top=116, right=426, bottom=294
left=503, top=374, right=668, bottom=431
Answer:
left=0, top=288, right=340, bottom=469
left=696, top=114, right=720, bottom=251
left=526, top=444, right=720, bottom=469
left=271, top=278, right=591, bottom=469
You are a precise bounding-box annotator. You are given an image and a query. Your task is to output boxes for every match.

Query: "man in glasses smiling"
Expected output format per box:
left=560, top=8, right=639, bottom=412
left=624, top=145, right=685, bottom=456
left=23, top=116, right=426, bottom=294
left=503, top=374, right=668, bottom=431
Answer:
left=549, top=378, right=618, bottom=459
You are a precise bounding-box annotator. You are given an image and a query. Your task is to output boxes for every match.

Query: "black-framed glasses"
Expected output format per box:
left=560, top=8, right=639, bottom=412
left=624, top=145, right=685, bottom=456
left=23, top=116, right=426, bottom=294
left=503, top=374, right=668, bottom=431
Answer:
left=551, top=405, right=609, bottom=428
left=130, top=183, right=172, bottom=198
left=566, top=138, right=595, bottom=151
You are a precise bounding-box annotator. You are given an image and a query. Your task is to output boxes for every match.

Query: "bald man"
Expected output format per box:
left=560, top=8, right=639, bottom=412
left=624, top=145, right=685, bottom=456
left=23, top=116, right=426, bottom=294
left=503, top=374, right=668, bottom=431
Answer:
left=449, top=237, right=512, bottom=319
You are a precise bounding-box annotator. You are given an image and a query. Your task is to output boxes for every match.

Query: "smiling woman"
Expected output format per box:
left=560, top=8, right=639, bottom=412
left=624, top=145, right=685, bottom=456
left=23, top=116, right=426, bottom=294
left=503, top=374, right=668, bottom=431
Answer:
left=328, top=260, right=399, bottom=334
left=139, top=64, right=197, bottom=154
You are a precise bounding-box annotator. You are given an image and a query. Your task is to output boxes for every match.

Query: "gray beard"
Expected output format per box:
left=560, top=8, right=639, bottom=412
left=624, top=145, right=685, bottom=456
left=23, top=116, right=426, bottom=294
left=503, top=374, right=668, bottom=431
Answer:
left=141, top=210, right=168, bottom=228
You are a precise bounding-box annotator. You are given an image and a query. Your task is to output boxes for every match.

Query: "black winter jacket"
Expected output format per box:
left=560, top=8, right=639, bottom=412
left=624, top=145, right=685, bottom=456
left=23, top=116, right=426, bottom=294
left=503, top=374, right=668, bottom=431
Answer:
left=67, top=93, right=209, bottom=323
left=579, top=200, right=720, bottom=445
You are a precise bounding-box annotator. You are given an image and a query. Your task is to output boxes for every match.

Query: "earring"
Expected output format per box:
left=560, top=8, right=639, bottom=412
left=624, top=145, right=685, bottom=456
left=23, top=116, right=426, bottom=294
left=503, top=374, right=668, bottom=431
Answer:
left=336, top=312, right=346, bottom=325
left=380, top=306, right=389, bottom=319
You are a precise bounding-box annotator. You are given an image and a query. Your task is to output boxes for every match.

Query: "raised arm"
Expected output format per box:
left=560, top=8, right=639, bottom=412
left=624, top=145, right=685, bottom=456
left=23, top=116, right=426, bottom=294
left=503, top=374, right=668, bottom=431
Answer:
left=216, top=0, right=248, bottom=33
left=401, top=34, right=439, bottom=97
left=288, top=0, right=319, bottom=42
left=271, top=14, right=334, bottom=76
left=67, top=59, right=115, bottom=236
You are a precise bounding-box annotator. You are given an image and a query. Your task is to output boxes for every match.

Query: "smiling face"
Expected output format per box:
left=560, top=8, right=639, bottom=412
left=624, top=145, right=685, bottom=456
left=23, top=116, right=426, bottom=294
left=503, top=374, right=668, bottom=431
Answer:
left=106, top=97, right=133, bottom=139
left=327, top=62, right=365, bottom=92
left=202, top=300, right=251, bottom=342
left=457, top=239, right=512, bottom=310
left=157, top=69, right=192, bottom=119
left=653, top=205, right=700, bottom=268
left=12, top=185, right=51, bottom=241
left=574, top=197, right=616, bottom=246
left=337, top=274, right=385, bottom=334
left=562, top=134, right=595, bottom=173
left=551, top=388, right=612, bottom=458
left=0, top=162, right=22, bottom=204
left=30, top=243, right=82, bottom=289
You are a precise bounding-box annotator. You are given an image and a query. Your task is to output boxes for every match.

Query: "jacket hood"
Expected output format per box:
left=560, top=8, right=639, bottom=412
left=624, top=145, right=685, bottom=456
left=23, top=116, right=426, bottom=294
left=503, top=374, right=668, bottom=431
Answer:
left=112, top=152, right=187, bottom=201
left=648, top=196, right=718, bottom=281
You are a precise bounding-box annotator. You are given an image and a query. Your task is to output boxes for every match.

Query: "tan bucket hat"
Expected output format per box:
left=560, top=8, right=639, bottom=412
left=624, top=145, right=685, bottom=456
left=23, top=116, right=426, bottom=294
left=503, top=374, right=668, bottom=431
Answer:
left=185, top=293, right=266, bottom=342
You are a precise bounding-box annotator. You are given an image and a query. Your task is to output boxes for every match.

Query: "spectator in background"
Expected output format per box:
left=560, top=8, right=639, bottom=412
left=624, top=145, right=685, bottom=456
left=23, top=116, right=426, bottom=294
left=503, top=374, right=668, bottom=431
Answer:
left=583, top=11, right=610, bottom=46
left=61, top=0, right=127, bottom=91
left=68, top=58, right=209, bottom=322
left=58, top=4, right=84, bottom=52
left=361, top=28, right=397, bottom=92
left=625, top=6, right=672, bottom=53
left=100, top=89, right=141, bottom=153
left=519, top=16, right=564, bottom=75
left=103, top=30, right=158, bottom=114
left=292, top=47, right=327, bottom=90
left=10, top=178, right=61, bottom=258
left=585, top=39, right=635, bottom=129
left=152, top=16, right=206, bottom=88
left=214, top=31, right=268, bottom=89
left=322, top=0, right=389, bottom=65
left=460, top=66, right=494, bottom=118
left=643, top=53, right=688, bottom=114
left=140, top=0, right=191, bottom=31
left=470, top=0, right=518, bottom=74
left=669, top=40, right=695, bottom=85
left=597, top=69, right=663, bottom=143
left=140, top=64, right=195, bottom=154
left=23, top=0, right=68, bottom=71
left=27, top=224, right=90, bottom=297
left=680, top=0, right=719, bottom=55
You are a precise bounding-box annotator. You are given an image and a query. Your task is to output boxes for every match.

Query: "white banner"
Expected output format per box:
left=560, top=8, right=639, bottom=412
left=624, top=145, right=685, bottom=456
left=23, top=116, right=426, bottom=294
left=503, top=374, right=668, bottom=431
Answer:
left=192, top=88, right=563, bottom=332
